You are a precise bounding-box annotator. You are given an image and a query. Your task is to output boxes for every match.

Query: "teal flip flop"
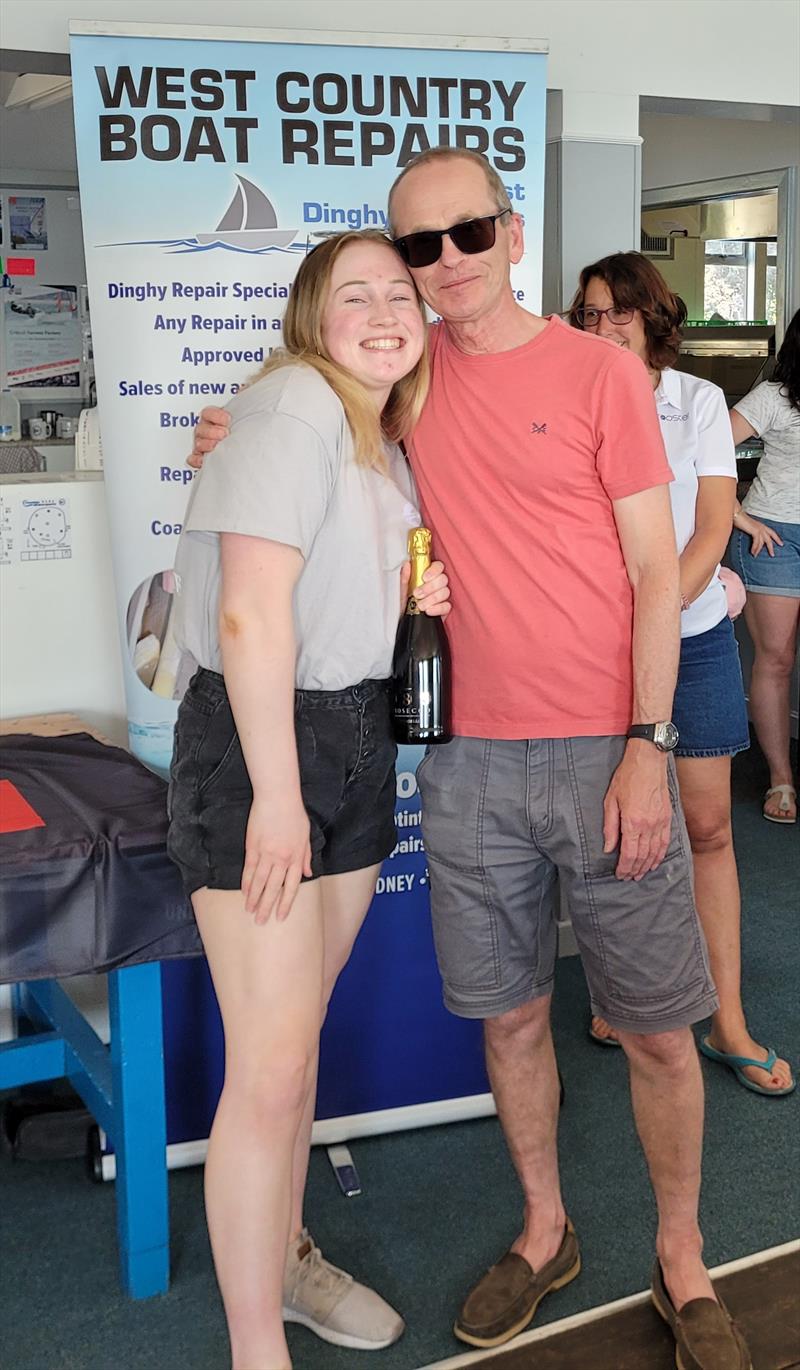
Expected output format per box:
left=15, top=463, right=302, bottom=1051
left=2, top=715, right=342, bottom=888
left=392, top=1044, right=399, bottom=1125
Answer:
left=699, top=1035, right=796, bottom=1097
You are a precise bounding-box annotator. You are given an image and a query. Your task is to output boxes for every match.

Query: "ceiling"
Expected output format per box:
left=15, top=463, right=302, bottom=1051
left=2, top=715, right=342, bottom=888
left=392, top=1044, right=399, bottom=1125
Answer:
left=640, top=94, right=800, bottom=125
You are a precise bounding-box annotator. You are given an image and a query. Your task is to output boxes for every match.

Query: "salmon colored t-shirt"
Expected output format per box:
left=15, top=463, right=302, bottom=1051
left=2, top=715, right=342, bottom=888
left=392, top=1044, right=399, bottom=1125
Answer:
left=407, top=315, right=673, bottom=739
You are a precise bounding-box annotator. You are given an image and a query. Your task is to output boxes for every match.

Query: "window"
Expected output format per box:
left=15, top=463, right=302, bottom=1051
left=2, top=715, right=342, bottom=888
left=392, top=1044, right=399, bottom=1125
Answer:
left=765, top=240, right=777, bottom=326
left=705, top=239, right=746, bottom=257
left=703, top=238, right=777, bottom=323
left=704, top=240, right=748, bottom=321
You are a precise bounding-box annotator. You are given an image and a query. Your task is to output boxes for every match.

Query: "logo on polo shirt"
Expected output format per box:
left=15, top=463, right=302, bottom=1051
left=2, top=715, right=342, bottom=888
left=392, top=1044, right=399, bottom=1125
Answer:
left=660, top=412, right=689, bottom=422
left=530, top=421, right=548, bottom=434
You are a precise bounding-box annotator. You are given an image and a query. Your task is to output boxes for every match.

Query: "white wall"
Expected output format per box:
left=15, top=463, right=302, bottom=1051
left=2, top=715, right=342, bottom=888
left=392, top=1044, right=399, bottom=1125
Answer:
left=3, top=0, right=800, bottom=109
left=641, top=114, right=800, bottom=191
left=0, top=475, right=127, bottom=741
left=641, top=233, right=705, bottom=319
left=0, top=101, right=79, bottom=178
left=641, top=113, right=800, bottom=315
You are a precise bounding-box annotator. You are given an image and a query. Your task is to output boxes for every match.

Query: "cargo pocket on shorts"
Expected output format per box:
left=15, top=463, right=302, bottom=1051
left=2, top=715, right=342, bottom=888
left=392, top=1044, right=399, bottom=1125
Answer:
left=417, top=738, right=493, bottom=873
left=418, top=738, right=502, bottom=992
left=588, top=759, right=701, bottom=1010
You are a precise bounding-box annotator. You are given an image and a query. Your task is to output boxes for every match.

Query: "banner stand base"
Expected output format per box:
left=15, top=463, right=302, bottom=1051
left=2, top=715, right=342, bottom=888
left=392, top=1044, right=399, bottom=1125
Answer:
left=99, top=1091, right=497, bottom=1181
left=327, top=1144, right=362, bottom=1197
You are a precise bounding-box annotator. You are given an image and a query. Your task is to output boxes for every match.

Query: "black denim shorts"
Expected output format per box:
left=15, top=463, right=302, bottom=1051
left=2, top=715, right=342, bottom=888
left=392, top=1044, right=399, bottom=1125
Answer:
left=167, top=668, right=398, bottom=897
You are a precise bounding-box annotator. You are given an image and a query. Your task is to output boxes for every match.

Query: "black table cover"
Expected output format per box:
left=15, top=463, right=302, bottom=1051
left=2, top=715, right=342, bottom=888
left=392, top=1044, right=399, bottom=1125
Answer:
left=0, top=733, right=201, bottom=984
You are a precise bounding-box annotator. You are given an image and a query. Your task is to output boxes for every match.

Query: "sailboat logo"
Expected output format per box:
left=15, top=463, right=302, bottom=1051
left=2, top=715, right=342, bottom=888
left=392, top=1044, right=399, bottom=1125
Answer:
left=99, top=176, right=300, bottom=256
left=196, top=176, right=297, bottom=250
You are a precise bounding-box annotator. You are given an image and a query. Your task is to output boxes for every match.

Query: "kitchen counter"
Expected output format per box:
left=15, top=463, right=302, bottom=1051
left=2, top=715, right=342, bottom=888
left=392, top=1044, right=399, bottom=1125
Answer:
left=0, top=469, right=101, bottom=485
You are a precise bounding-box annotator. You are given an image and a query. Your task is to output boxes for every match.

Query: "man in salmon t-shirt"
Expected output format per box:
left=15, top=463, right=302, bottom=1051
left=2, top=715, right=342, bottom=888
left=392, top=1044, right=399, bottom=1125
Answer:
left=191, top=152, right=747, bottom=1370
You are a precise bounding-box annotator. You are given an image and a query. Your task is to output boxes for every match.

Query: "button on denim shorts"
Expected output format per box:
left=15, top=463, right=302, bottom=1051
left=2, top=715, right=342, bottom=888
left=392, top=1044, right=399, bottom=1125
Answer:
left=168, top=669, right=398, bottom=897
left=673, top=615, right=750, bottom=759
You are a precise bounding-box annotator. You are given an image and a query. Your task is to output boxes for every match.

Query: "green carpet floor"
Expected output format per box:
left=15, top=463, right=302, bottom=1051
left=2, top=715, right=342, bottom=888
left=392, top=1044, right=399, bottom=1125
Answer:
left=2, top=742, right=798, bottom=1370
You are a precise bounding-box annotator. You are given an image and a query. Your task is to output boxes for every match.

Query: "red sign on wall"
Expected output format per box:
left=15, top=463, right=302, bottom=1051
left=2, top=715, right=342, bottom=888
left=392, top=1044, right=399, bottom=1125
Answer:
left=6, top=258, right=37, bottom=276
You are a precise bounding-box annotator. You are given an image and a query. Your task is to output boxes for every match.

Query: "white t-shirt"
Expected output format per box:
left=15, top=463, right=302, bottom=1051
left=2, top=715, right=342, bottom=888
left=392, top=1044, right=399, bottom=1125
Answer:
left=655, top=367, right=737, bottom=639
left=734, top=380, right=800, bottom=524
left=172, top=363, right=420, bottom=690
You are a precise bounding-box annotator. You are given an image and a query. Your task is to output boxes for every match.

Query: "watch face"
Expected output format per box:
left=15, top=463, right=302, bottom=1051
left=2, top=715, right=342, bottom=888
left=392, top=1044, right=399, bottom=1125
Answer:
left=657, top=722, right=679, bottom=751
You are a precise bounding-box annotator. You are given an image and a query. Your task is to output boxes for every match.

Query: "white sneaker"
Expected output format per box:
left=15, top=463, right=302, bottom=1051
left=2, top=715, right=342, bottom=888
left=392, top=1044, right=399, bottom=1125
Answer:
left=283, top=1229, right=405, bottom=1351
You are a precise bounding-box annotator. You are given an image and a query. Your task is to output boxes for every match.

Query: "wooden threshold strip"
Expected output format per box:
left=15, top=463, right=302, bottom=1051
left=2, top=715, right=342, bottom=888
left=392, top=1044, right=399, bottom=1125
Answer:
left=420, top=1247, right=800, bottom=1370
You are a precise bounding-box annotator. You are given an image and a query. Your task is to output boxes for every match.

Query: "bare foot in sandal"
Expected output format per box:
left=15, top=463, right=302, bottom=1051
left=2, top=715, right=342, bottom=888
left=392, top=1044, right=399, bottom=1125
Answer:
left=705, top=1024, right=794, bottom=1093
left=763, top=783, right=797, bottom=823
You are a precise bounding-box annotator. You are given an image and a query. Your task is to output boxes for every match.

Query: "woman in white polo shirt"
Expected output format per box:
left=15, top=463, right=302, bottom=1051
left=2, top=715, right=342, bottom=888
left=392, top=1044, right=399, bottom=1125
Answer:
left=570, top=251, right=794, bottom=1097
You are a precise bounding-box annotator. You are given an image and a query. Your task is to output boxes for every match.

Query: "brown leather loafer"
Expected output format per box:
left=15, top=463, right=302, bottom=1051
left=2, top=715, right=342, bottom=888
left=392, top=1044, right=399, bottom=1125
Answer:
left=454, top=1219, right=581, bottom=1348
left=651, top=1261, right=752, bottom=1370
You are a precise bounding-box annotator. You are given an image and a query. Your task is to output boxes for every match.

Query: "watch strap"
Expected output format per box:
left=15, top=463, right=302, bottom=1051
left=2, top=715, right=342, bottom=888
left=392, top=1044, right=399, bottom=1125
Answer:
left=627, top=724, right=657, bottom=742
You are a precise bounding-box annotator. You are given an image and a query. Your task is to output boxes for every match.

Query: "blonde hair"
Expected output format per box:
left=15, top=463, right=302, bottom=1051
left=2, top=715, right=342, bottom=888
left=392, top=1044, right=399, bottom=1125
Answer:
left=388, top=147, right=512, bottom=234
left=252, top=230, right=429, bottom=470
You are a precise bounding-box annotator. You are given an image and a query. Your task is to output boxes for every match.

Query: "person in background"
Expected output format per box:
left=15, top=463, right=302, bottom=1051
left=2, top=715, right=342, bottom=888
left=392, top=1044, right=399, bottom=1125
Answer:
left=569, top=252, right=793, bottom=1098
left=193, top=149, right=754, bottom=1370
left=168, top=229, right=450, bottom=1370
left=730, top=308, right=800, bottom=825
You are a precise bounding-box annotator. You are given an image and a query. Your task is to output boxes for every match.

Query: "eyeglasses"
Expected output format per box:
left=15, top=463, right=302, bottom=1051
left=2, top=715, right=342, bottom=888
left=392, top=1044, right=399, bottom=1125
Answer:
left=574, top=305, right=634, bottom=328
left=393, top=209, right=511, bottom=268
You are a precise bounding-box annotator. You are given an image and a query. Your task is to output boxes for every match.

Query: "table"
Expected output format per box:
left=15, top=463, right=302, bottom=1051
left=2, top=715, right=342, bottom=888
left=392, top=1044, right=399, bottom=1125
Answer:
left=0, top=714, right=200, bottom=1298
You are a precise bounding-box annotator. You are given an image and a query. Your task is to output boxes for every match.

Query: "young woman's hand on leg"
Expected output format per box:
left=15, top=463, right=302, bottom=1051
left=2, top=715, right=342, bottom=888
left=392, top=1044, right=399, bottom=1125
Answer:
left=243, top=794, right=313, bottom=922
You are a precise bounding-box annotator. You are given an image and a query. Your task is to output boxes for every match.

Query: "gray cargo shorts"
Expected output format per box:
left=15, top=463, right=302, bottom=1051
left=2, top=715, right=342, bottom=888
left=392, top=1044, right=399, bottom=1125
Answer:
left=416, top=735, right=718, bottom=1034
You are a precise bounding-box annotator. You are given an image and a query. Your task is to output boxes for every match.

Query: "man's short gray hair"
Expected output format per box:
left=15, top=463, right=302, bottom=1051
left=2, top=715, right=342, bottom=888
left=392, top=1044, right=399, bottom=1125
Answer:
left=388, top=148, right=513, bottom=234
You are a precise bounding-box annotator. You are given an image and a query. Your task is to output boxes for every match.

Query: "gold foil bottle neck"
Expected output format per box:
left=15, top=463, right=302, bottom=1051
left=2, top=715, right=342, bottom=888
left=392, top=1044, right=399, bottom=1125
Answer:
left=408, top=527, right=432, bottom=559
left=406, top=526, right=432, bottom=609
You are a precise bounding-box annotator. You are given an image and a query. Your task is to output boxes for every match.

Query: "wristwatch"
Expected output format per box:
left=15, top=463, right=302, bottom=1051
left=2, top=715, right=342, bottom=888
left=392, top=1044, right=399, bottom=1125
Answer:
left=627, top=722, right=679, bottom=752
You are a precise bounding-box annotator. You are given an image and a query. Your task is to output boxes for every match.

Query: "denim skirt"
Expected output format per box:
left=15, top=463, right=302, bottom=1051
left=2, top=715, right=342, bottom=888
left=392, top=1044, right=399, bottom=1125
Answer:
left=673, top=615, right=750, bottom=758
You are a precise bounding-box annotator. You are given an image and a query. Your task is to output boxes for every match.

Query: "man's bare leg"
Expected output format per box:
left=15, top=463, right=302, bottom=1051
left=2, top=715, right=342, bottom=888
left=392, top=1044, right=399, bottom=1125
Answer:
left=617, top=1026, right=715, bottom=1309
left=484, top=994, right=566, bottom=1269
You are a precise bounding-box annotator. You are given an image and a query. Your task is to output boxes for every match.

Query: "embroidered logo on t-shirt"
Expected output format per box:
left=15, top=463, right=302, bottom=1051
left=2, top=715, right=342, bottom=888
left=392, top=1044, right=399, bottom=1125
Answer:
left=530, top=421, right=548, bottom=435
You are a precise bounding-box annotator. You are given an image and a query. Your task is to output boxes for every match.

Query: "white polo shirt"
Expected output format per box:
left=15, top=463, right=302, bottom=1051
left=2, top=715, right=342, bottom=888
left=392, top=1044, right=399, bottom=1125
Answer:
left=655, top=367, right=737, bottom=639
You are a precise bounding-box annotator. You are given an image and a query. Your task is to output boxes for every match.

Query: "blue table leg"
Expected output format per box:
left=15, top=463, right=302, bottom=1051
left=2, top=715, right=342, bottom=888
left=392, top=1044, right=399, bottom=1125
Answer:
left=108, top=963, right=170, bottom=1298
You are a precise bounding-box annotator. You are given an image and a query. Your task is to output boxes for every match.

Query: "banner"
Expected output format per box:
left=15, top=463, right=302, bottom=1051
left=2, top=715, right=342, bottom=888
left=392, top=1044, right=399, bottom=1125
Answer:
left=71, top=23, right=547, bottom=1142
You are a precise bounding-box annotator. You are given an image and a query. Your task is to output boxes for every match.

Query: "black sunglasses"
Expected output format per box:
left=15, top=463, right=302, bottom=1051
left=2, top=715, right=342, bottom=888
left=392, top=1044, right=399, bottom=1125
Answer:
left=393, top=209, right=511, bottom=268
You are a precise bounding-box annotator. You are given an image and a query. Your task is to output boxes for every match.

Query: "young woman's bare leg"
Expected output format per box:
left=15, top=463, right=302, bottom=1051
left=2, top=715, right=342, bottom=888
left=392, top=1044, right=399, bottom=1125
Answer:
left=193, top=881, right=324, bottom=1370
left=287, top=863, right=382, bottom=1240
left=744, top=593, right=800, bottom=820
left=676, top=754, right=793, bottom=1092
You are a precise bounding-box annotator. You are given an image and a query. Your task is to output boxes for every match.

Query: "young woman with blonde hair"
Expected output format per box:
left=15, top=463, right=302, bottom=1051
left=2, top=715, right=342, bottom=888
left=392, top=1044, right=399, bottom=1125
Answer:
left=168, top=230, right=450, bottom=1370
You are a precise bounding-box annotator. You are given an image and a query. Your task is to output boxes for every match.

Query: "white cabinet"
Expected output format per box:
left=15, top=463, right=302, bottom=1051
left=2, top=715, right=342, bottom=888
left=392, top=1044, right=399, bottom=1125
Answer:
left=0, top=471, right=126, bottom=743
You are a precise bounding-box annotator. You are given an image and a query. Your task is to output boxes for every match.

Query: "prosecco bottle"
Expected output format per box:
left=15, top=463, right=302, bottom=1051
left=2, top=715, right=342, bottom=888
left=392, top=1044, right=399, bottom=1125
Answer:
left=392, top=527, right=451, bottom=745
